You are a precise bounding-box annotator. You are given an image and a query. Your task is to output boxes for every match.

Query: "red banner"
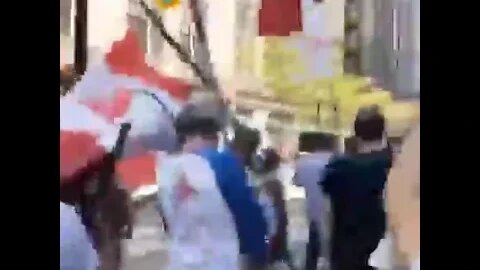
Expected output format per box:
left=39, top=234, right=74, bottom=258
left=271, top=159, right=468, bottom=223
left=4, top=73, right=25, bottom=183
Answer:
left=258, top=0, right=302, bottom=37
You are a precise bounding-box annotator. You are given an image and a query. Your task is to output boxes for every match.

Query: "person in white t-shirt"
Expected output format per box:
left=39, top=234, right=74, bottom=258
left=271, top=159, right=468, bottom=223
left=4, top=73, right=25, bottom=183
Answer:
left=156, top=153, right=239, bottom=270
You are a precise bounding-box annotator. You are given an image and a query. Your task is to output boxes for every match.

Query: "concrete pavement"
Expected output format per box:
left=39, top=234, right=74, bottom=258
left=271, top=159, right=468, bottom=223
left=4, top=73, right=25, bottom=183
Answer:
left=124, top=185, right=309, bottom=270
left=124, top=202, right=168, bottom=269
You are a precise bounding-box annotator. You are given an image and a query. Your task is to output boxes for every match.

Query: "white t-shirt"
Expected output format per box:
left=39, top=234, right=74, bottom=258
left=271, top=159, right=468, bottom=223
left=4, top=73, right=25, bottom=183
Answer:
left=294, top=152, right=332, bottom=227
left=157, top=153, right=239, bottom=270
left=60, top=202, right=98, bottom=270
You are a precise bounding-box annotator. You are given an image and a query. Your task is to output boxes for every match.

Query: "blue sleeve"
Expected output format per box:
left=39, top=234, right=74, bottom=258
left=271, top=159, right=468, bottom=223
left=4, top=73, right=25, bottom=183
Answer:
left=222, top=158, right=268, bottom=263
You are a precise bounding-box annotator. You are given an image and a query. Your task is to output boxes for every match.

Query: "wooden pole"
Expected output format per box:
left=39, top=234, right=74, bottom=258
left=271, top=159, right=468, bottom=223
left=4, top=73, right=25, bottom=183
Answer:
left=74, top=0, right=88, bottom=75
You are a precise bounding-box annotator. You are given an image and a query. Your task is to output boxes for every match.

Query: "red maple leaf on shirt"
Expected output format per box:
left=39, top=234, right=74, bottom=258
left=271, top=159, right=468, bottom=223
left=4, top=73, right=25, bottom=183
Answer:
left=175, top=175, right=198, bottom=205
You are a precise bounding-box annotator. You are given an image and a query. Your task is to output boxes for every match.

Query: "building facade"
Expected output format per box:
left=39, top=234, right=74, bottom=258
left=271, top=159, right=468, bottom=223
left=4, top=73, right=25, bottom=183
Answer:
left=60, top=0, right=195, bottom=77
left=60, top=0, right=255, bottom=81
left=344, top=0, right=420, bottom=98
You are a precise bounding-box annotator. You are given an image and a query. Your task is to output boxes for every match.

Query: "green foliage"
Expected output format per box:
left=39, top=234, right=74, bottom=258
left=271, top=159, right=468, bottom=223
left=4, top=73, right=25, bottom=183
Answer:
left=238, top=37, right=393, bottom=132
left=262, top=37, right=306, bottom=102
left=295, top=75, right=393, bottom=130
left=236, top=42, right=256, bottom=74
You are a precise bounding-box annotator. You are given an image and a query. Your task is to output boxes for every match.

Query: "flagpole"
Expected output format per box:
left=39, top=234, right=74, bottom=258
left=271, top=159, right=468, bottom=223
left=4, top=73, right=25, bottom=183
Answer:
left=138, top=0, right=210, bottom=88
left=74, top=0, right=88, bottom=75
left=188, top=0, right=234, bottom=139
left=139, top=0, right=231, bottom=133
left=188, top=0, right=219, bottom=93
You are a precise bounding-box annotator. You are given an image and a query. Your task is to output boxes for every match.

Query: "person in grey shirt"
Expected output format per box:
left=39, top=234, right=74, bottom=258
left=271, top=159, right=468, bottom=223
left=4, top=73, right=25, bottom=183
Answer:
left=294, top=136, right=335, bottom=270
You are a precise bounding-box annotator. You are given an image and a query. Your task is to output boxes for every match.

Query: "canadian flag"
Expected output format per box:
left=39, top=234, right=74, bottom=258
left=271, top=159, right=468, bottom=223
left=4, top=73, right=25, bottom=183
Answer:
left=72, top=29, right=192, bottom=115
left=63, top=29, right=191, bottom=198
left=60, top=97, right=119, bottom=183
left=60, top=97, right=161, bottom=199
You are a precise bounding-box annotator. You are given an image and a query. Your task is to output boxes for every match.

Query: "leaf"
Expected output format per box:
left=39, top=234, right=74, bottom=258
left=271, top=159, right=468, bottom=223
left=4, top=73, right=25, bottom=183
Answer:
left=253, top=37, right=396, bottom=132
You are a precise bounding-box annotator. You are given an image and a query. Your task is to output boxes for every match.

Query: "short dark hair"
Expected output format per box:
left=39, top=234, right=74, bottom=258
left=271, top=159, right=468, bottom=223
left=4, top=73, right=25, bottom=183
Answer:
left=174, top=104, right=221, bottom=142
left=299, top=132, right=336, bottom=152
left=261, top=148, right=280, bottom=172
left=354, top=106, right=385, bottom=141
left=231, top=124, right=260, bottom=168
left=232, top=124, right=260, bottom=152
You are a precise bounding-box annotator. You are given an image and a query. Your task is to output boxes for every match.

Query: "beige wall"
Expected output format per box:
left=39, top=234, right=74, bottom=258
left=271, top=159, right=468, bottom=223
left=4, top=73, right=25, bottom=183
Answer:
left=324, top=0, right=345, bottom=41
left=87, top=0, right=128, bottom=65
left=59, top=0, right=189, bottom=76
left=59, top=0, right=266, bottom=83
left=60, top=34, right=74, bottom=67
left=204, top=0, right=237, bottom=81
left=60, top=0, right=129, bottom=67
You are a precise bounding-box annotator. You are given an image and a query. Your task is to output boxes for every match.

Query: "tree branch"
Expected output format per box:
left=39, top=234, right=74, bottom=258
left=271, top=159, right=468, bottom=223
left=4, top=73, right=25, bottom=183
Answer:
left=138, top=0, right=228, bottom=129
left=188, top=0, right=219, bottom=93
left=138, top=0, right=210, bottom=87
left=189, top=0, right=206, bottom=43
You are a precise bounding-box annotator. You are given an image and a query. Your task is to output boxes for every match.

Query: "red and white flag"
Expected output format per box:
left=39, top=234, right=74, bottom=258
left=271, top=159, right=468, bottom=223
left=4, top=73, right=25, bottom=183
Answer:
left=64, top=29, right=192, bottom=198
left=60, top=97, right=162, bottom=197
left=70, top=29, right=185, bottom=156
left=116, top=151, right=161, bottom=199
left=60, top=97, right=119, bottom=183
left=71, top=28, right=192, bottom=117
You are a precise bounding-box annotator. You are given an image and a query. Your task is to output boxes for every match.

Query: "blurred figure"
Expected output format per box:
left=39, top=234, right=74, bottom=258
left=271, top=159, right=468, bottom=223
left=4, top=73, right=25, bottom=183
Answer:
left=156, top=102, right=239, bottom=270
left=320, top=106, right=393, bottom=270
left=230, top=124, right=262, bottom=173
left=294, top=133, right=336, bottom=270
left=60, top=202, right=98, bottom=270
left=173, top=104, right=268, bottom=270
left=255, top=148, right=292, bottom=267
left=156, top=152, right=239, bottom=270
left=226, top=125, right=270, bottom=270
left=60, top=154, right=133, bottom=270
left=387, top=124, right=420, bottom=269
left=95, top=176, right=134, bottom=270
left=344, top=136, right=358, bottom=154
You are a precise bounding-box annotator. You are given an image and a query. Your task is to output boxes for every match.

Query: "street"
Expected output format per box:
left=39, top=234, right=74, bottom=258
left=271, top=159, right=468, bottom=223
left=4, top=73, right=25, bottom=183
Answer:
left=124, top=184, right=309, bottom=270
left=124, top=202, right=168, bottom=269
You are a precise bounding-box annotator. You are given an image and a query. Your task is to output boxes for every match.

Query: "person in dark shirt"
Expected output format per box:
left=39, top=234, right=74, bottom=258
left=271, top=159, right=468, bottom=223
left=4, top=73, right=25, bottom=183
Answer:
left=321, top=106, right=393, bottom=270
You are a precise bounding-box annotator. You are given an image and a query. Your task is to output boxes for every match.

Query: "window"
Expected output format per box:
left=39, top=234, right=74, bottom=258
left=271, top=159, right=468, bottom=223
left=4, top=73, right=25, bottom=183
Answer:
left=60, top=0, right=73, bottom=36
left=180, top=23, right=196, bottom=59
left=392, top=8, right=400, bottom=51
left=188, top=24, right=196, bottom=59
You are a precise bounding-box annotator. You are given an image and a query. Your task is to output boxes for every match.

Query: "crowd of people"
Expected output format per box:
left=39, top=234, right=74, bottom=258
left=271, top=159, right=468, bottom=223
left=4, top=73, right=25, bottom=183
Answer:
left=60, top=100, right=420, bottom=270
